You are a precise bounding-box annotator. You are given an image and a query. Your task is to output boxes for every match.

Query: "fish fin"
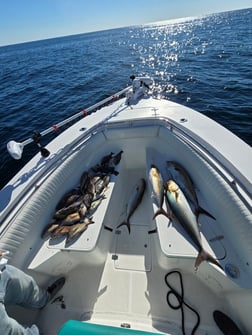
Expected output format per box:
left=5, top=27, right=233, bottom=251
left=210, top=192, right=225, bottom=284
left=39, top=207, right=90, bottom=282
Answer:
left=116, top=221, right=131, bottom=234
left=153, top=208, right=171, bottom=220
left=196, top=206, right=216, bottom=221
left=195, top=249, right=223, bottom=271
left=66, top=227, right=85, bottom=244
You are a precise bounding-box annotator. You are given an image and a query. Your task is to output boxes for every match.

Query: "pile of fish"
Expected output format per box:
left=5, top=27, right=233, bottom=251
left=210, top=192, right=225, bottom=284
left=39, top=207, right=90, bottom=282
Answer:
left=149, top=161, right=223, bottom=271
left=41, top=150, right=123, bottom=244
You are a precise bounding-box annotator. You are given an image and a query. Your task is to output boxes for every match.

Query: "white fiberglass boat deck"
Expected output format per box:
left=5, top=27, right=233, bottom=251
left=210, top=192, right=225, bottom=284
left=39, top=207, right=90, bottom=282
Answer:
left=0, top=77, right=251, bottom=335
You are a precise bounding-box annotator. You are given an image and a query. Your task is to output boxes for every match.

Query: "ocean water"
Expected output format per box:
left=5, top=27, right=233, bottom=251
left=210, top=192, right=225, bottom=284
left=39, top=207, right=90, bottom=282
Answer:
left=0, top=8, right=251, bottom=189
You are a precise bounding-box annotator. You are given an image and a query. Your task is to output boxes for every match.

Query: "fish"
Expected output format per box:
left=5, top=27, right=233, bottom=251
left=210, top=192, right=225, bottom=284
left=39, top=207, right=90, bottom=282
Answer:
left=100, top=150, right=123, bottom=167
left=165, top=179, right=223, bottom=271
left=149, top=165, right=170, bottom=220
left=91, top=164, right=119, bottom=176
left=111, top=150, right=123, bottom=166
left=82, top=193, right=94, bottom=209
left=50, top=217, right=94, bottom=241
left=66, top=217, right=95, bottom=243
left=53, top=199, right=84, bottom=220
left=166, top=161, right=216, bottom=220
left=93, top=175, right=110, bottom=195
left=87, top=195, right=106, bottom=216
left=100, top=152, right=114, bottom=166
left=58, top=202, right=87, bottom=226
left=117, top=178, right=146, bottom=234
left=60, top=212, right=82, bottom=226
left=80, top=171, right=90, bottom=194
left=41, top=220, right=60, bottom=238
left=50, top=225, right=71, bottom=239
left=55, top=188, right=81, bottom=210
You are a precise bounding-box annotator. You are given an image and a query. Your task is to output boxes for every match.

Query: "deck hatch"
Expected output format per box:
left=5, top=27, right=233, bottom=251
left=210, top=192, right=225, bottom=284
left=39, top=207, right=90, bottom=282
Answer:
left=114, top=224, right=151, bottom=272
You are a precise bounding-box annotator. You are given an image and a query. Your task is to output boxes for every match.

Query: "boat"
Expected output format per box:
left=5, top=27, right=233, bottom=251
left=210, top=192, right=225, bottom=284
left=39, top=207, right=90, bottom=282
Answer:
left=0, top=76, right=251, bottom=335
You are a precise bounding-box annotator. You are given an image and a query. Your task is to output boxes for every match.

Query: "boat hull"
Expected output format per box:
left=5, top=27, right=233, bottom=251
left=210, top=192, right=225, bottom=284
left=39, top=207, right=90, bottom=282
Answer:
left=0, top=89, right=251, bottom=334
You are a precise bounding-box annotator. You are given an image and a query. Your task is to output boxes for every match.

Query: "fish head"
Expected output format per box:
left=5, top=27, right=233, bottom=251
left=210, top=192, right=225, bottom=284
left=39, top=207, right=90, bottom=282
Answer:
left=149, top=165, right=159, bottom=178
left=82, top=216, right=95, bottom=225
left=166, top=180, right=180, bottom=202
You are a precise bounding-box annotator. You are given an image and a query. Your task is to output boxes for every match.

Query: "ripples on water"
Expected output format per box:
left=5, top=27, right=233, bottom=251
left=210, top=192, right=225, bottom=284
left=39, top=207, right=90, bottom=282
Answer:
left=0, top=8, right=251, bottom=189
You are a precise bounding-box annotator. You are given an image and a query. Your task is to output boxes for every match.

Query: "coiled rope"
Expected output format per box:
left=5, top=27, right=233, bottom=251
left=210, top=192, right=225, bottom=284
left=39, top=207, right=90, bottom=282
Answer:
left=164, top=270, right=200, bottom=335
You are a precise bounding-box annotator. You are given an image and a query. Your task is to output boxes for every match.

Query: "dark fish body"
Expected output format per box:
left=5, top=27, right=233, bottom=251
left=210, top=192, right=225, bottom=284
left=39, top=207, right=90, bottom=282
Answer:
left=117, top=178, right=146, bottom=234
left=101, top=152, right=114, bottom=166
left=101, top=150, right=123, bottom=167
left=165, top=180, right=222, bottom=271
left=149, top=165, right=169, bottom=220
left=166, top=161, right=215, bottom=220
left=62, top=213, right=81, bottom=225
left=80, top=171, right=90, bottom=194
left=112, top=150, right=124, bottom=166
left=56, top=188, right=81, bottom=210
left=82, top=193, right=94, bottom=209
left=53, top=199, right=83, bottom=220
left=91, top=165, right=119, bottom=176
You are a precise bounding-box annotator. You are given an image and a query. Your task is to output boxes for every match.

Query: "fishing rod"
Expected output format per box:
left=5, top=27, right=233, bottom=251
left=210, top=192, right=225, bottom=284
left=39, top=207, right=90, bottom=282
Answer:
left=7, top=86, right=131, bottom=160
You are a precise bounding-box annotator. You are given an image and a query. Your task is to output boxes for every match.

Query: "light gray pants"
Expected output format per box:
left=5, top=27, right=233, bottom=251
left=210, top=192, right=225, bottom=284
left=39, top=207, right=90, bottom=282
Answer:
left=0, top=265, right=49, bottom=335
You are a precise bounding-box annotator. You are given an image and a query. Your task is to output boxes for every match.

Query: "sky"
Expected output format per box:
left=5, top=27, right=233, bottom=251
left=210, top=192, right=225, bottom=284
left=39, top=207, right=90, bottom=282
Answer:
left=0, top=0, right=252, bottom=46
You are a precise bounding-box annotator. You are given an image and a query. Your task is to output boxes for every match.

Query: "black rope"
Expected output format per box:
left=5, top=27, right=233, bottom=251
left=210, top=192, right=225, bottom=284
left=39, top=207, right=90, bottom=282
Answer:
left=164, top=271, right=200, bottom=335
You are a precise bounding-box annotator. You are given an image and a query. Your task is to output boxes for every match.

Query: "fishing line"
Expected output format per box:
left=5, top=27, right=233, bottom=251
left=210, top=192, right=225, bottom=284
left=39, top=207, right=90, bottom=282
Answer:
left=164, top=270, right=200, bottom=335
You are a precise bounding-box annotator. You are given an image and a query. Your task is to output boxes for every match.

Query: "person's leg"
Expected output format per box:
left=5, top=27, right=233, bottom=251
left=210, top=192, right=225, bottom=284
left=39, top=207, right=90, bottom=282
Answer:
left=0, top=303, right=39, bottom=334
left=3, top=265, right=49, bottom=308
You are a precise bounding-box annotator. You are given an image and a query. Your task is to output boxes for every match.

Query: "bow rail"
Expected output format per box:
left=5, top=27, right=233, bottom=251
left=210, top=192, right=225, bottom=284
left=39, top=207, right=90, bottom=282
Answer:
left=7, top=86, right=131, bottom=160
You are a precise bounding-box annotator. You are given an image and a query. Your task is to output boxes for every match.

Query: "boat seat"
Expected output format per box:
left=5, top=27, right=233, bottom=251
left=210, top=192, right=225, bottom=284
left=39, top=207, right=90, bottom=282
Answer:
left=58, top=320, right=165, bottom=335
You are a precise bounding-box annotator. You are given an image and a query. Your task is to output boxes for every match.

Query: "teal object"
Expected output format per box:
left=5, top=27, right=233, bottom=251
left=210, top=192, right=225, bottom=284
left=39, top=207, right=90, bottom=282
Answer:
left=58, top=320, right=165, bottom=335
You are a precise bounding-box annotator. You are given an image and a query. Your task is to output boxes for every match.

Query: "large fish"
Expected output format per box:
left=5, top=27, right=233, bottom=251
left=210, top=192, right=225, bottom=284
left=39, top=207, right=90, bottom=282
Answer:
left=165, top=179, right=223, bottom=271
left=149, top=165, right=170, bottom=220
left=117, top=178, right=146, bottom=234
left=166, top=161, right=215, bottom=220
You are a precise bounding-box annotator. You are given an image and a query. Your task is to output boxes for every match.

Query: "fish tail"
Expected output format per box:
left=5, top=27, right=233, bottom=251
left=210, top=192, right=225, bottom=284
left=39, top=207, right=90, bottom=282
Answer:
left=66, top=232, right=75, bottom=244
left=197, top=206, right=216, bottom=221
left=116, top=220, right=131, bottom=234
left=195, top=249, right=223, bottom=271
left=153, top=208, right=170, bottom=220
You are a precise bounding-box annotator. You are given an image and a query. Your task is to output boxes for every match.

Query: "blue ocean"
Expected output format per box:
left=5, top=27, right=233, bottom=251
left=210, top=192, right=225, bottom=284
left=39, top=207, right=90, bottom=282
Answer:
left=0, top=8, right=251, bottom=189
